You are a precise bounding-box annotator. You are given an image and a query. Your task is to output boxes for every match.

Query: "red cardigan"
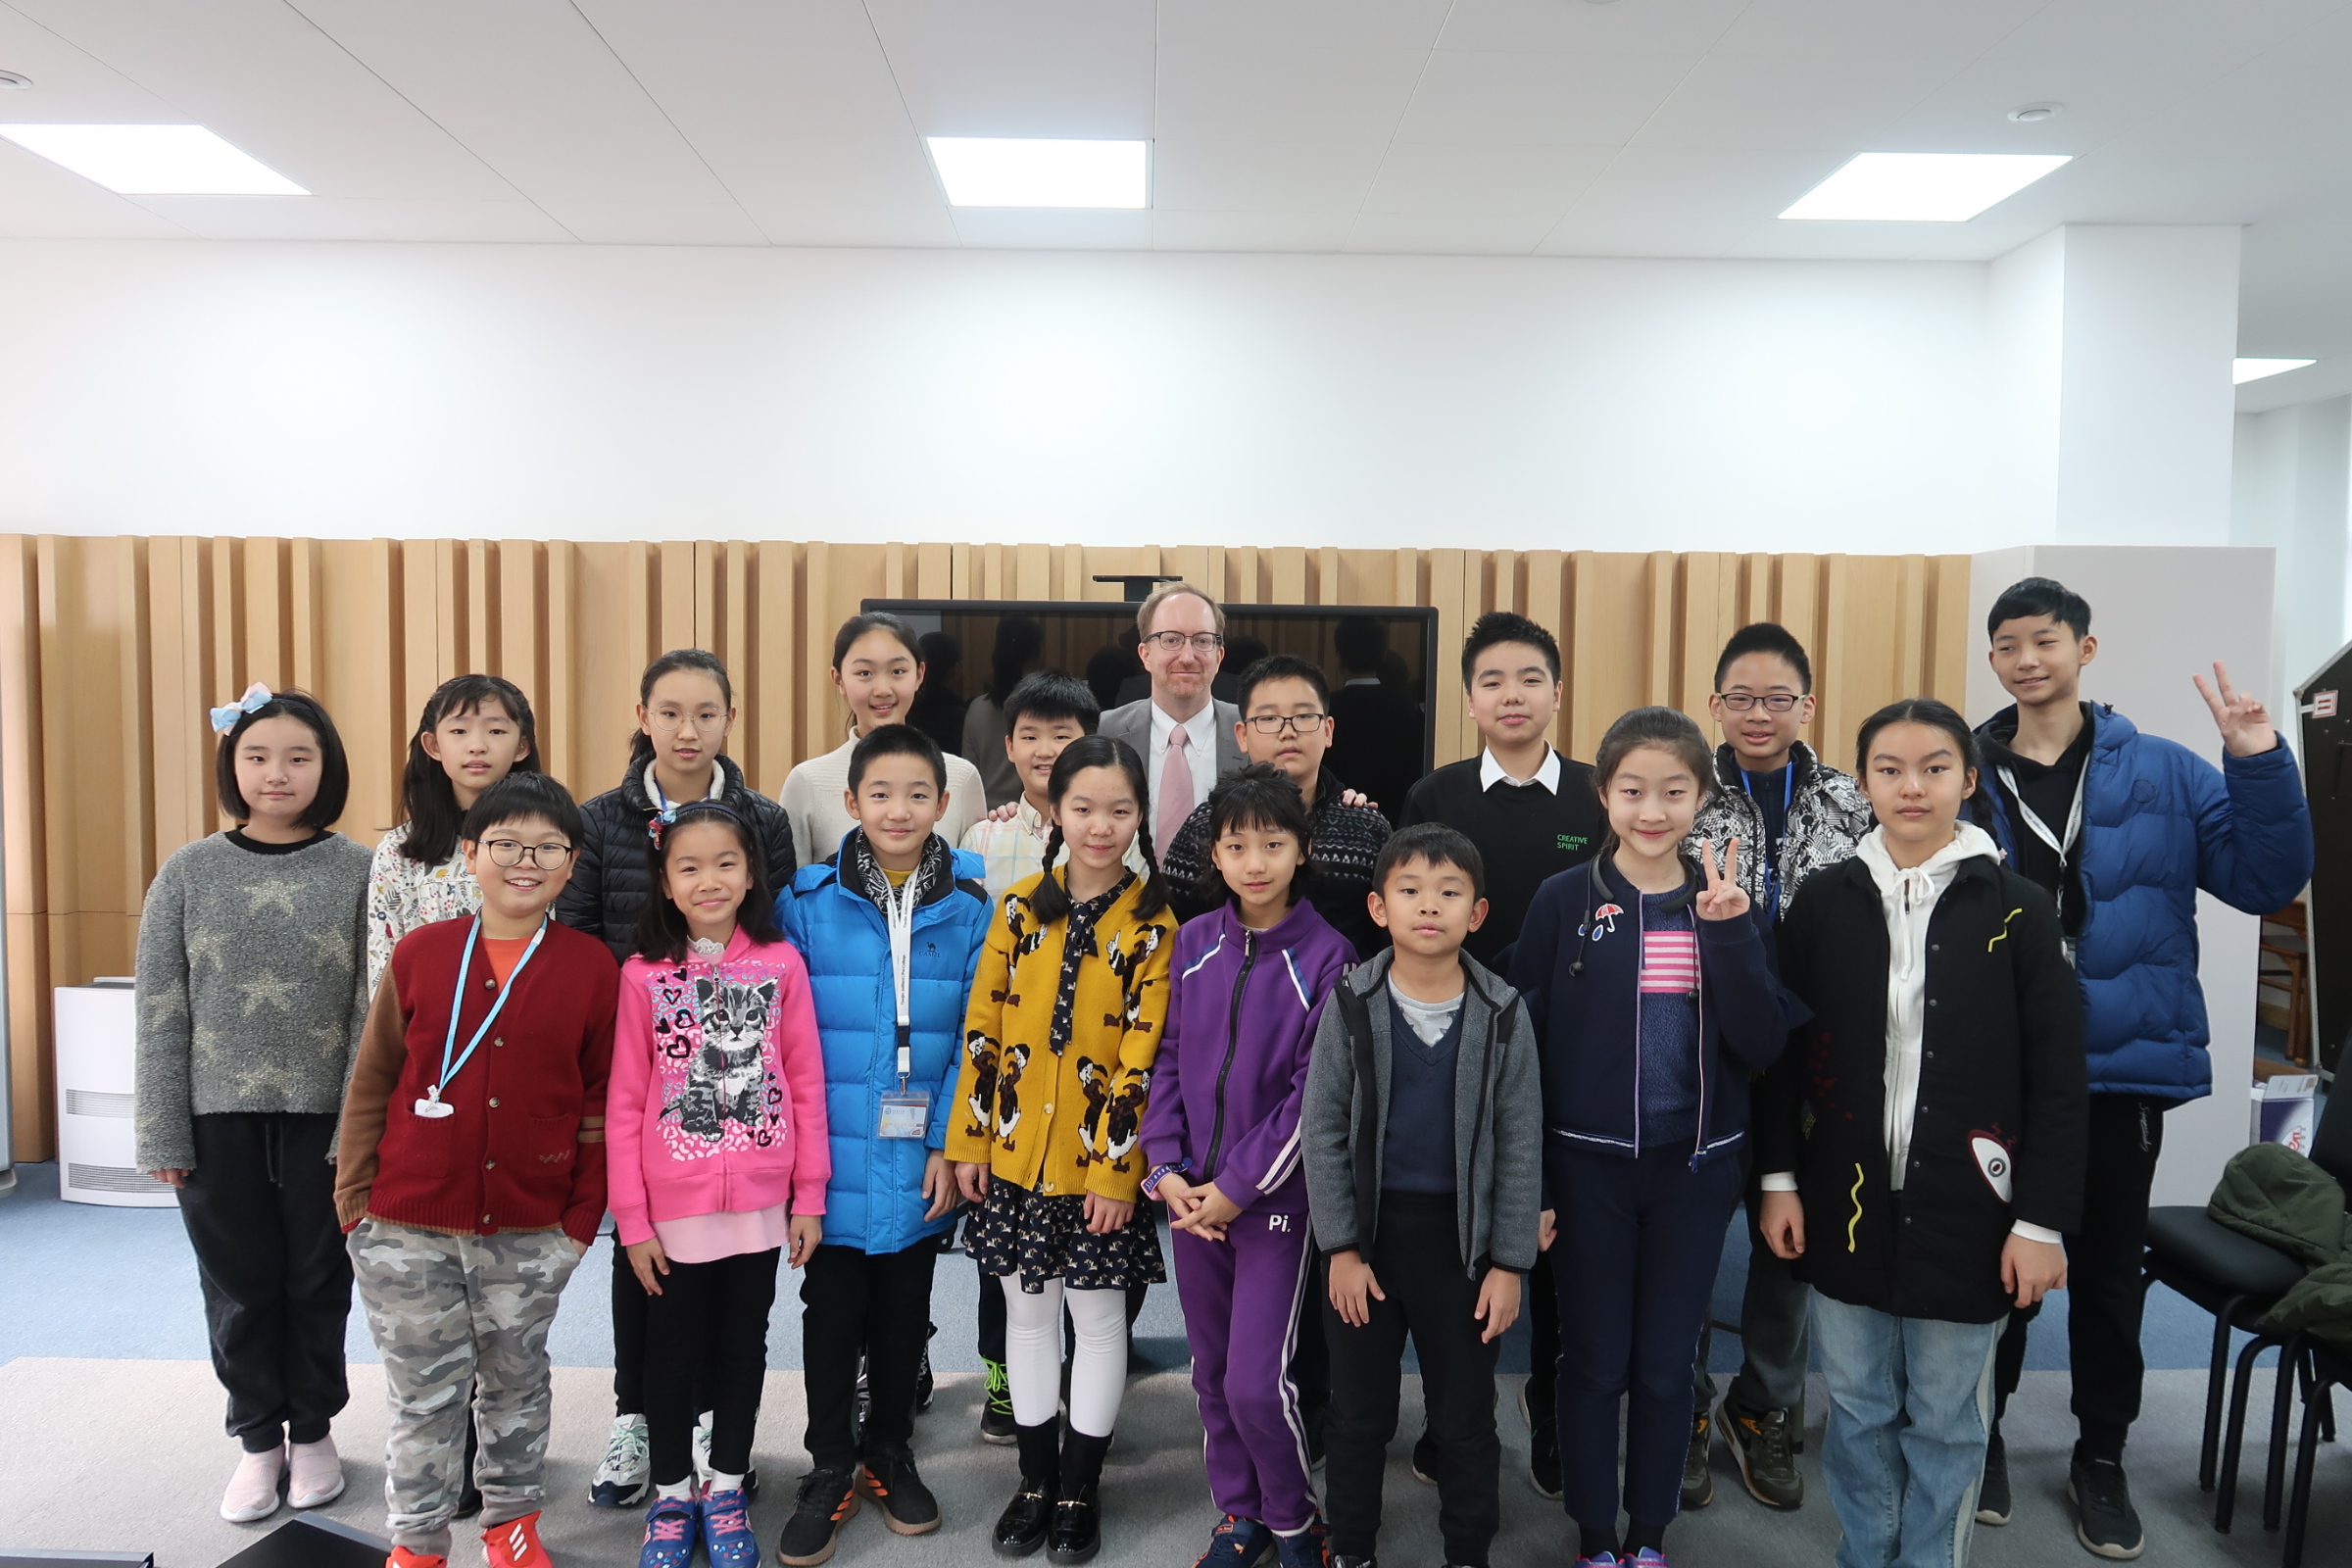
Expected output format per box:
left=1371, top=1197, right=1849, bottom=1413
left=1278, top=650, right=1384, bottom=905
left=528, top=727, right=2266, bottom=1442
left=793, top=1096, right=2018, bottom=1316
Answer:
left=336, top=915, right=618, bottom=1248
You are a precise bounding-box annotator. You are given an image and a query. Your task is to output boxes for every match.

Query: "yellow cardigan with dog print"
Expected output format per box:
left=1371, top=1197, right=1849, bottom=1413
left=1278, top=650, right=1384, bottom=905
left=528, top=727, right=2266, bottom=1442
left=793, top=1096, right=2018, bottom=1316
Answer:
left=947, top=870, right=1173, bottom=1204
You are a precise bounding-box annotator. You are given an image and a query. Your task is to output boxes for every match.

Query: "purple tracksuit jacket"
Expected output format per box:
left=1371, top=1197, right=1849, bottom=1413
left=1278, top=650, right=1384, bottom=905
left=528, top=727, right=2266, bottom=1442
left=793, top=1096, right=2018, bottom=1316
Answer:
left=1141, top=898, right=1358, bottom=1211
left=1143, top=896, right=1356, bottom=1534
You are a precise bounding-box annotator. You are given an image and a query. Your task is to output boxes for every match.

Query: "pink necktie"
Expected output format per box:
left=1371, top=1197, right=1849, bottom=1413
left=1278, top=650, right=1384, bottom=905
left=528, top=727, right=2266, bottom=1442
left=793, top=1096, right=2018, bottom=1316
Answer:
left=1156, top=725, right=1193, bottom=865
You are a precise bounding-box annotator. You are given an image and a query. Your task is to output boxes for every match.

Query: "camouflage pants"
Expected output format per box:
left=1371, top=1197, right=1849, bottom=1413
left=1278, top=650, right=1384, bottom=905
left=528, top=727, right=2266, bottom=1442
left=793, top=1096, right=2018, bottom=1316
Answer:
left=349, top=1218, right=582, bottom=1553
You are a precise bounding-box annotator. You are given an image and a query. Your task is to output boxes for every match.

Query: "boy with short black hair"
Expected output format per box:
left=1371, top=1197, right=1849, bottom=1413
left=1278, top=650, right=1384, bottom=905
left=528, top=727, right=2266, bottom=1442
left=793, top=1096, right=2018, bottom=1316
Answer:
left=1396, top=611, right=1603, bottom=1493
left=336, top=772, right=618, bottom=1568
left=1970, top=576, right=2313, bottom=1555
left=1681, top=621, right=1873, bottom=1514
left=1161, top=653, right=1396, bottom=957
left=959, top=670, right=1103, bottom=902
left=1303, top=823, right=1543, bottom=1568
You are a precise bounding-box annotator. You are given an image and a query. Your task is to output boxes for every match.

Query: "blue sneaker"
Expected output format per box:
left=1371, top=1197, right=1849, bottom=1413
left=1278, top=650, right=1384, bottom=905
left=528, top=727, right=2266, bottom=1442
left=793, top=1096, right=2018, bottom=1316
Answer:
left=704, top=1485, right=761, bottom=1567
left=1629, top=1551, right=1674, bottom=1567
left=1574, top=1556, right=1622, bottom=1568
left=1194, top=1514, right=1276, bottom=1568
left=1272, top=1515, right=1329, bottom=1568
left=639, top=1492, right=700, bottom=1568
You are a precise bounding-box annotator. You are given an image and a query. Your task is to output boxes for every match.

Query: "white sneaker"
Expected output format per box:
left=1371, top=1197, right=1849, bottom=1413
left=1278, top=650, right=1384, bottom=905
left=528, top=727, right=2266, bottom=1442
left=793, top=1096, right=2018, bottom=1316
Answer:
left=220, top=1445, right=285, bottom=1524
left=694, top=1410, right=715, bottom=1488
left=288, top=1435, right=346, bottom=1509
left=589, top=1414, right=650, bottom=1508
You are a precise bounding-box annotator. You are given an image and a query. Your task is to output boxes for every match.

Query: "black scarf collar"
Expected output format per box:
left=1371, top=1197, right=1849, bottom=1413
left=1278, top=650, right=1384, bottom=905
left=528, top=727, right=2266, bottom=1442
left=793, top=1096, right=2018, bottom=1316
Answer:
left=843, top=828, right=953, bottom=913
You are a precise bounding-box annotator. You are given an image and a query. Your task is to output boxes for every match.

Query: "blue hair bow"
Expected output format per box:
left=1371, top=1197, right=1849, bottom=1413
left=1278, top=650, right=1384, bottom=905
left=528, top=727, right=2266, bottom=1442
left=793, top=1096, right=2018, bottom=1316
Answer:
left=209, top=682, right=273, bottom=734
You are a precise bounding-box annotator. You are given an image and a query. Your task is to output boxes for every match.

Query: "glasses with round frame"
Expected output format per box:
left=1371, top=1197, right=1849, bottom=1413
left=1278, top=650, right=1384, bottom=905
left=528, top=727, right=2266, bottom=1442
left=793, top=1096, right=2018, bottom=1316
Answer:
left=1242, top=712, right=1330, bottom=736
left=483, top=839, right=576, bottom=869
left=1143, top=631, right=1225, bottom=655
left=1715, top=692, right=1802, bottom=713
left=647, top=707, right=728, bottom=733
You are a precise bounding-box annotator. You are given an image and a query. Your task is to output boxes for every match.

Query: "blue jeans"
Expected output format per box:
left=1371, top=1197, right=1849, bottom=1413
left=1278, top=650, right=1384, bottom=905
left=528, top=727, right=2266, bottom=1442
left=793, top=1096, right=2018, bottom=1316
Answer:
left=1811, top=1293, right=2000, bottom=1568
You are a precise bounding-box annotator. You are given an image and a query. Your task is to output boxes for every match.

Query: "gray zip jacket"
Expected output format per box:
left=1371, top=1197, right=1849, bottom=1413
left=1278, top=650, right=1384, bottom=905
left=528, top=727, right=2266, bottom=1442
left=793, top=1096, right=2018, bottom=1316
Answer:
left=1301, top=948, right=1544, bottom=1276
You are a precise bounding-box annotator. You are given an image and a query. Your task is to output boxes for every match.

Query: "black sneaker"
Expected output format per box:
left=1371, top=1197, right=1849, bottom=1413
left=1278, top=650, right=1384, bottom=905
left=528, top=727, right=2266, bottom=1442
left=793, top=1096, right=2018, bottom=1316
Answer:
left=1530, top=1419, right=1562, bottom=1500
left=862, top=1443, right=941, bottom=1535
left=1976, top=1432, right=2012, bottom=1526
left=1048, top=1483, right=1102, bottom=1564
left=776, top=1466, right=860, bottom=1567
left=981, top=1358, right=1019, bottom=1445
left=1682, top=1408, right=1714, bottom=1510
left=1409, top=1430, right=1439, bottom=1486
left=995, top=1477, right=1054, bottom=1558
left=2067, top=1453, right=2145, bottom=1560
left=1724, top=1399, right=1802, bottom=1510
left=917, top=1322, right=939, bottom=1411
left=1331, top=1557, right=1376, bottom=1568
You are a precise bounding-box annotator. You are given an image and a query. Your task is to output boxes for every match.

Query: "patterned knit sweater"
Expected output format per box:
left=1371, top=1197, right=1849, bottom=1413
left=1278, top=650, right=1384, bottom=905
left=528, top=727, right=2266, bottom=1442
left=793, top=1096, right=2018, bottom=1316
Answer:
left=365, top=823, right=480, bottom=1000
left=1160, top=766, right=1394, bottom=958
left=134, top=832, right=374, bottom=1170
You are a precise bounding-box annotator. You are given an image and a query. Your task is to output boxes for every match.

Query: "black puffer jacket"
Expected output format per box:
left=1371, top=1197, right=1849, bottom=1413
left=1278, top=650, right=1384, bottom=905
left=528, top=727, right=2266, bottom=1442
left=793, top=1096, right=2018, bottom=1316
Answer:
left=554, top=752, right=797, bottom=960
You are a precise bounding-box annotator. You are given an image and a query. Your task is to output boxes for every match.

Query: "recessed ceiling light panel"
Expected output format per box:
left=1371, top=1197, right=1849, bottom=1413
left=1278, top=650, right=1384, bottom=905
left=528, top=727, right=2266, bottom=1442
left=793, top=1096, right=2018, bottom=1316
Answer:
left=926, top=137, right=1148, bottom=209
left=1779, top=152, right=2071, bottom=222
left=2233, top=358, right=2317, bottom=385
left=0, top=123, right=307, bottom=194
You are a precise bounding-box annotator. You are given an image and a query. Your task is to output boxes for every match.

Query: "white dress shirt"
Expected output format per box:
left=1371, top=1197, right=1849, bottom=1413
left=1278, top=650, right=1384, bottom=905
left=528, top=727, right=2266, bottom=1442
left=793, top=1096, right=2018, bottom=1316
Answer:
left=1150, top=701, right=1221, bottom=814
left=1479, top=745, right=1563, bottom=793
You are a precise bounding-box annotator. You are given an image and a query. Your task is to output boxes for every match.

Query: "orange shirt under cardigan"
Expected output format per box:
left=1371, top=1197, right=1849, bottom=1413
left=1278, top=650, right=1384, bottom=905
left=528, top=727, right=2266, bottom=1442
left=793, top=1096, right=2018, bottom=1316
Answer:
left=335, top=915, right=618, bottom=1249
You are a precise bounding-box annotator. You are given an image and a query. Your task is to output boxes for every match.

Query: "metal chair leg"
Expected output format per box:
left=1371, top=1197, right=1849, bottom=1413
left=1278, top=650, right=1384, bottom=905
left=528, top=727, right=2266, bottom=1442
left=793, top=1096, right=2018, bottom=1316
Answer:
left=2198, top=1296, right=2242, bottom=1491
left=2283, top=1368, right=2327, bottom=1568
left=2322, top=1382, right=2336, bottom=1444
left=2217, top=1333, right=2273, bottom=1532
left=2265, top=1336, right=2311, bottom=1533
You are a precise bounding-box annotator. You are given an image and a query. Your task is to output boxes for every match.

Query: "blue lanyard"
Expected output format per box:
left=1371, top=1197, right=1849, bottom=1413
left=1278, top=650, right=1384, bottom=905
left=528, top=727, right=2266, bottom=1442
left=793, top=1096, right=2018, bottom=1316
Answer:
left=1740, top=765, right=1794, bottom=914
left=427, top=916, right=547, bottom=1106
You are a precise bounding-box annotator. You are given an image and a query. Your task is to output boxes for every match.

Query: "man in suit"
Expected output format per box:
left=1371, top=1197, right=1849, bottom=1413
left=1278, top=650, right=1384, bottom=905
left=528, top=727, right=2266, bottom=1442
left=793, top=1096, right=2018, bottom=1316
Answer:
left=1099, top=581, right=1244, bottom=866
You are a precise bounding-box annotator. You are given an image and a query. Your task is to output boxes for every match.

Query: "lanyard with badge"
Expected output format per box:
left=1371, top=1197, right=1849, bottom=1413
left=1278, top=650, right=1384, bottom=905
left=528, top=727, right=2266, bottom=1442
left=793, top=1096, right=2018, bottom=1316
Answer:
left=415, top=915, right=547, bottom=1118
left=1996, top=758, right=2086, bottom=967
left=1740, top=765, right=1795, bottom=914
left=874, top=868, right=931, bottom=1139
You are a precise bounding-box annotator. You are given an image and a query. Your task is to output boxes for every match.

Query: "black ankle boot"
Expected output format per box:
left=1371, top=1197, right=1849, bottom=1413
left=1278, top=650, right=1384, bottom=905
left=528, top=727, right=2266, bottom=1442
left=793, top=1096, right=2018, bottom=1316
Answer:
left=1049, top=1430, right=1111, bottom=1564
left=994, top=1420, right=1059, bottom=1559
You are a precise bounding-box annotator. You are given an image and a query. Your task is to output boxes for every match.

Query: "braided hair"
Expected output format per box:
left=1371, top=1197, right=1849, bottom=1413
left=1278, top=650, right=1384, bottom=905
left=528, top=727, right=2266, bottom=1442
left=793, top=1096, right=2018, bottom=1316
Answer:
left=1029, top=734, right=1167, bottom=925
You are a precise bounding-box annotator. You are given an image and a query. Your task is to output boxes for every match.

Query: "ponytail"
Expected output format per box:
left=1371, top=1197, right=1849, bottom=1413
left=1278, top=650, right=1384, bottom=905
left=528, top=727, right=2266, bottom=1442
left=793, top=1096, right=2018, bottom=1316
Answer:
left=627, top=649, right=734, bottom=774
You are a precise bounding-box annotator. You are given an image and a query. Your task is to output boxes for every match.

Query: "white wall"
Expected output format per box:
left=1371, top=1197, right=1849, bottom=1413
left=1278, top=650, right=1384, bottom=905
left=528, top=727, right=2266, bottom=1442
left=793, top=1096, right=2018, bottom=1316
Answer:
left=0, top=239, right=2015, bottom=550
left=2232, top=397, right=2352, bottom=702
left=1967, top=545, right=2278, bottom=1208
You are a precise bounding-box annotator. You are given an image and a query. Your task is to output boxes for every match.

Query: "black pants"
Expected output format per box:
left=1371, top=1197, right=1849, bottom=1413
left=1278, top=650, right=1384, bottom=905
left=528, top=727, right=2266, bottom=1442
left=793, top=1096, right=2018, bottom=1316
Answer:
left=1325, top=1193, right=1502, bottom=1568
left=802, top=1242, right=939, bottom=1471
left=1993, top=1094, right=2168, bottom=1458
left=644, top=1249, right=781, bottom=1486
left=612, top=1240, right=650, bottom=1415
left=178, top=1113, right=353, bottom=1452
left=1528, top=1259, right=1559, bottom=1436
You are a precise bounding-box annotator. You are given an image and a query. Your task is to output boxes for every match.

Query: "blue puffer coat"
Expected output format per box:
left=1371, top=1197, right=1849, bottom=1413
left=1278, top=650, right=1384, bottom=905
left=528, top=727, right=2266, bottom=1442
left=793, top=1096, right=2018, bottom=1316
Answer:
left=780, top=832, right=992, bottom=1254
left=1976, top=704, right=2313, bottom=1102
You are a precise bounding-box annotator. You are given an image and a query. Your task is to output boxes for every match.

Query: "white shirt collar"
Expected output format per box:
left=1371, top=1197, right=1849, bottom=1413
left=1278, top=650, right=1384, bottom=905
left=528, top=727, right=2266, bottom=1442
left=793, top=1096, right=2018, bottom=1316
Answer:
left=1479, top=746, right=1560, bottom=794
left=1151, top=701, right=1219, bottom=752
left=645, top=760, right=725, bottom=810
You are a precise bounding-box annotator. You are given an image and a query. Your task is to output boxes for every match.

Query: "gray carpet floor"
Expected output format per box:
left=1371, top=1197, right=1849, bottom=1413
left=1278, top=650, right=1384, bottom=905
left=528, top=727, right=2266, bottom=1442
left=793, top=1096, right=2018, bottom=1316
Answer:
left=1, top=1359, right=2344, bottom=1568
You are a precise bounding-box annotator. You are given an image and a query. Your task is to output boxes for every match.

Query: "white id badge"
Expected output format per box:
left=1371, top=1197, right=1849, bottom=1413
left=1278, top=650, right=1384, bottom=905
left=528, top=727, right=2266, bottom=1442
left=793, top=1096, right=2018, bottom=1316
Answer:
left=413, top=1097, right=455, bottom=1120
left=877, top=1090, right=931, bottom=1140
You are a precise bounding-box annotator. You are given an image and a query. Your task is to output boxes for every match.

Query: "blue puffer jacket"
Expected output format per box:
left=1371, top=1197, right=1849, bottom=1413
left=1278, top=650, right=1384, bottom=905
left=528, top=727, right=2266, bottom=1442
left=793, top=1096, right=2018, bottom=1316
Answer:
left=779, top=832, right=992, bottom=1254
left=1976, top=704, right=2313, bottom=1102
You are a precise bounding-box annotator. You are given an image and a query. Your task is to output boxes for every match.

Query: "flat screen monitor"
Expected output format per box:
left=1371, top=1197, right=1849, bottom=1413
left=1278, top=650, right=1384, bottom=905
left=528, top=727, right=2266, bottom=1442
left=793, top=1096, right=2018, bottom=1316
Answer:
left=860, top=599, right=1440, bottom=811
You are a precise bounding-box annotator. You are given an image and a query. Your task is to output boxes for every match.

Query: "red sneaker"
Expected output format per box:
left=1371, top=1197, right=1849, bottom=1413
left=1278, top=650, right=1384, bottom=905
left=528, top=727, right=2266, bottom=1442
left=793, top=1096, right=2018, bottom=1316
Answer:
left=483, top=1511, right=554, bottom=1567
left=386, top=1549, right=447, bottom=1568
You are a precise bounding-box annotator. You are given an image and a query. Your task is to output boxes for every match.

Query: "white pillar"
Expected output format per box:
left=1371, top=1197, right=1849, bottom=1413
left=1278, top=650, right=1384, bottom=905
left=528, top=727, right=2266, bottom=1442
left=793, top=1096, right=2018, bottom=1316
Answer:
left=1989, top=224, right=2243, bottom=546
left=2231, top=395, right=2352, bottom=703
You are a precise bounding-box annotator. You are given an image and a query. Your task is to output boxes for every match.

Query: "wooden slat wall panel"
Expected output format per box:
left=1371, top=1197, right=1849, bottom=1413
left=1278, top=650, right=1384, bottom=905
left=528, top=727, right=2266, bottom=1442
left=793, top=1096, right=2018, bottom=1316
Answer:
left=0, top=535, right=1967, bottom=1159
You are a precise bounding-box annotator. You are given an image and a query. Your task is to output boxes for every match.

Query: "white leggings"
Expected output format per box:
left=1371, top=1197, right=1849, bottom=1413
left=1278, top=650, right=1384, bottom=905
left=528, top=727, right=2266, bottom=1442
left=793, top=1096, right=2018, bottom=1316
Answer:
left=1000, top=1275, right=1129, bottom=1439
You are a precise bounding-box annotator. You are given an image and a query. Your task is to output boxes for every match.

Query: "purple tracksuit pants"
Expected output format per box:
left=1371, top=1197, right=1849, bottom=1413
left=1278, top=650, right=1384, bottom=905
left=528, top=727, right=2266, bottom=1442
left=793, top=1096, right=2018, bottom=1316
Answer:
left=1172, top=1209, right=1319, bottom=1533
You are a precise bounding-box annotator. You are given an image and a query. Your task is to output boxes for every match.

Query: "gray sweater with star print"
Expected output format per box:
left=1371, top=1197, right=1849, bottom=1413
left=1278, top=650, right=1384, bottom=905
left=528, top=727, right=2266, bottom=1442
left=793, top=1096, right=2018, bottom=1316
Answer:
left=134, top=831, right=374, bottom=1171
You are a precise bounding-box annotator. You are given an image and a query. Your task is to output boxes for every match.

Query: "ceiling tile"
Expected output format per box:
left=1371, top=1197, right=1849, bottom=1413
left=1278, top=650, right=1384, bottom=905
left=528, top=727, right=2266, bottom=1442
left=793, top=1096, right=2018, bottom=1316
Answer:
left=1558, top=146, right=1853, bottom=225
left=1343, top=211, right=1553, bottom=255
left=866, top=0, right=1154, bottom=136
left=1151, top=139, right=1387, bottom=212
left=2097, top=19, right=2352, bottom=161
left=0, top=141, right=193, bottom=236
left=533, top=202, right=771, bottom=246
left=1393, top=50, right=1697, bottom=145
left=1867, top=54, right=2219, bottom=153
left=1709, top=0, right=2049, bottom=60
left=1435, top=0, right=1750, bottom=54
left=741, top=205, right=961, bottom=248
left=1999, top=0, right=2347, bottom=67
left=947, top=208, right=1152, bottom=249
left=687, top=134, right=942, bottom=212
left=1364, top=144, right=1615, bottom=216
left=1154, top=47, right=1431, bottom=142
left=0, top=5, right=184, bottom=119
left=1158, top=0, right=1455, bottom=52
left=125, top=194, right=571, bottom=241
left=1630, top=52, right=1961, bottom=151
left=1149, top=208, right=1359, bottom=252
left=572, top=0, right=915, bottom=139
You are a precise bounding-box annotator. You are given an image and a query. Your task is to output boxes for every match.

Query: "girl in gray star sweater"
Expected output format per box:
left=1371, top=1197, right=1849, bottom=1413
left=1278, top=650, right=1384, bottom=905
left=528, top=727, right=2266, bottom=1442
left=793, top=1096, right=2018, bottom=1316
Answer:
left=133, top=687, right=372, bottom=1526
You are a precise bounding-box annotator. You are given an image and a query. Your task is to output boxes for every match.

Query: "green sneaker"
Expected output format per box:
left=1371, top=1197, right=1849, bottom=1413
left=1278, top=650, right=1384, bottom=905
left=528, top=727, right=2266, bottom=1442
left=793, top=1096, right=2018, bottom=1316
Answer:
left=981, top=1356, right=1018, bottom=1446
left=1725, top=1399, right=1803, bottom=1511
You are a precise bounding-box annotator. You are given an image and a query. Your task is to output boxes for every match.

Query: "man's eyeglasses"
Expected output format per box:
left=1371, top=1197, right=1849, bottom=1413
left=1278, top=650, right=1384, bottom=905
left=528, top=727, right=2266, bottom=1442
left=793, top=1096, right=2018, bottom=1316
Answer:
left=1144, top=631, right=1225, bottom=655
left=1243, top=712, right=1329, bottom=736
left=1715, top=692, right=1801, bottom=713
left=483, top=840, right=576, bottom=869
left=648, top=708, right=728, bottom=733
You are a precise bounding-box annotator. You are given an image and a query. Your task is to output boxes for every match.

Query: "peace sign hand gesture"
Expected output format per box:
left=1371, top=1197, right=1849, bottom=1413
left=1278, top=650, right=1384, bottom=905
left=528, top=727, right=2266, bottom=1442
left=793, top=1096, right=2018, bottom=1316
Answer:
left=1695, top=838, right=1751, bottom=923
left=2193, top=662, right=2278, bottom=759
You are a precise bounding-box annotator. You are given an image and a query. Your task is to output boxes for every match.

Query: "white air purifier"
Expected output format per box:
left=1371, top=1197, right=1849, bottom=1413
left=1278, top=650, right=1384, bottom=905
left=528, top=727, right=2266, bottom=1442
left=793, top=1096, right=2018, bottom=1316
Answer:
left=54, top=981, right=175, bottom=1207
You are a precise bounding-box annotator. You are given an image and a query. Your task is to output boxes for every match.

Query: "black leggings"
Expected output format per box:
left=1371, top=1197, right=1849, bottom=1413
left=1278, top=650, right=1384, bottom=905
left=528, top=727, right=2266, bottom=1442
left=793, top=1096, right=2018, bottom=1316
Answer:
left=644, top=1249, right=781, bottom=1486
